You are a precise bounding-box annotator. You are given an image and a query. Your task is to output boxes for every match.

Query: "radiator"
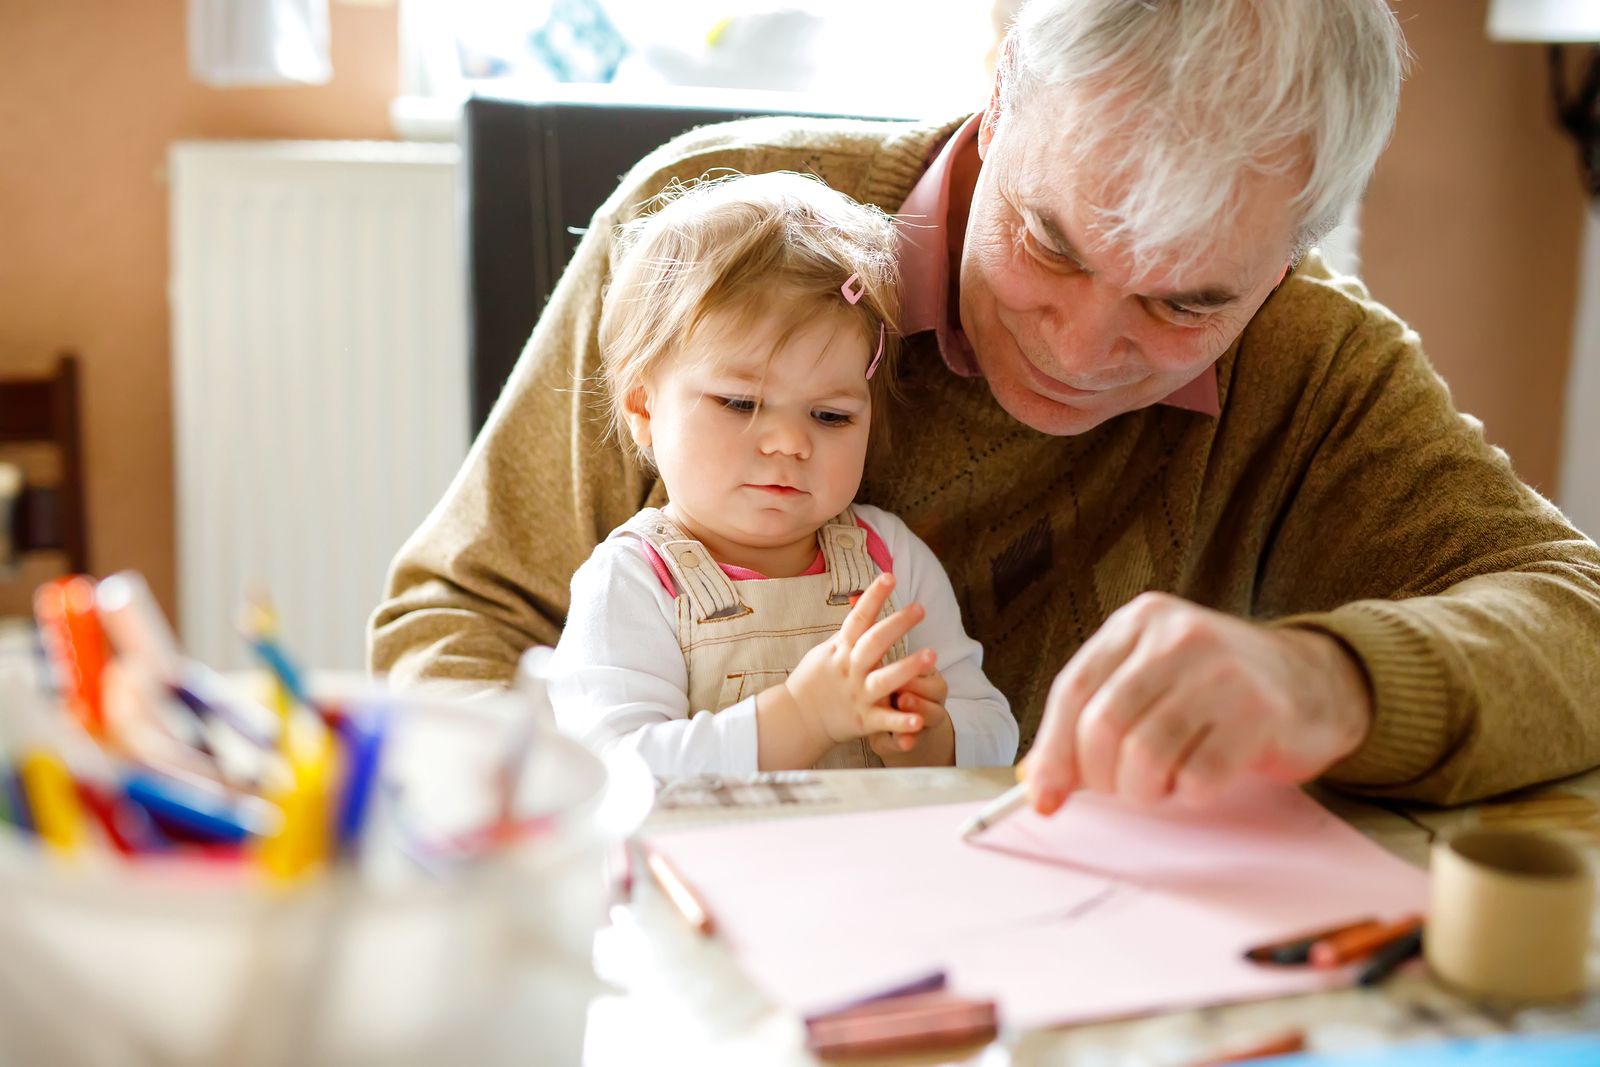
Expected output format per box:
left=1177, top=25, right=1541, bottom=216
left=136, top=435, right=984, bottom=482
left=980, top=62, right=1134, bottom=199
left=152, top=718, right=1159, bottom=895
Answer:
left=169, top=141, right=467, bottom=672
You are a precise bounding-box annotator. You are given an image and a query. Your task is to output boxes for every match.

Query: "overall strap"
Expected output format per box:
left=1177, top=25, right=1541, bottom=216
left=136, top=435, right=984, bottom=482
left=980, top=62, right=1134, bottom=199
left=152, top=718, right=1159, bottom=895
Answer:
left=818, top=507, right=876, bottom=606
left=621, top=509, right=750, bottom=623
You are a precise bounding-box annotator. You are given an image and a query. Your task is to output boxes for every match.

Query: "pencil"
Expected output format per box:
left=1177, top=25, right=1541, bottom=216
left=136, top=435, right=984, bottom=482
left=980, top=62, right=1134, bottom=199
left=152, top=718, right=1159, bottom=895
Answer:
left=646, top=848, right=715, bottom=936
left=958, top=780, right=1031, bottom=840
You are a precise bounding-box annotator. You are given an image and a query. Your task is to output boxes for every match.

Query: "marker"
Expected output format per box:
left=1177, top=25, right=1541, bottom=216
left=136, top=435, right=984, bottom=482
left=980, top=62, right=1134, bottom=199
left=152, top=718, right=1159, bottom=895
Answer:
left=123, top=769, right=280, bottom=845
left=20, top=749, right=87, bottom=855
left=1310, top=914, right=1424, bottom=969
left=34, top=576, right=110, bottom=737
left=646, top=848, right=716, bottom=936
left=258, top=715, right=336, bottom=881
left=958, top=772, right=1031, bottom=840
left=95, top=572, right=182, bottom=680
left=333, top=707, right=386, bottom=854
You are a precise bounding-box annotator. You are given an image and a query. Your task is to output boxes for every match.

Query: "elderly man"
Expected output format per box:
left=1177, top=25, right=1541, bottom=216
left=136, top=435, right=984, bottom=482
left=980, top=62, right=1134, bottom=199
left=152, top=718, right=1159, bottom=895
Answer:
left=371, top=0, right=1600, bottom=807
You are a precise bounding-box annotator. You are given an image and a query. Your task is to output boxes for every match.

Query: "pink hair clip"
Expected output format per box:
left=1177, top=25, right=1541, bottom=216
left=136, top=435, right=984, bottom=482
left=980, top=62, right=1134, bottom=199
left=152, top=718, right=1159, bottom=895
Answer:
left=841, top=272, right=886, bottom=380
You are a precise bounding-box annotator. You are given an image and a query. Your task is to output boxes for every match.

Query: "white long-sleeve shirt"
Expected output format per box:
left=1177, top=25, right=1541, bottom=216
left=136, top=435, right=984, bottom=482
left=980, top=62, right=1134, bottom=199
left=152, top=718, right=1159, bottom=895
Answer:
left=550, top=504, right=1017, bottom=776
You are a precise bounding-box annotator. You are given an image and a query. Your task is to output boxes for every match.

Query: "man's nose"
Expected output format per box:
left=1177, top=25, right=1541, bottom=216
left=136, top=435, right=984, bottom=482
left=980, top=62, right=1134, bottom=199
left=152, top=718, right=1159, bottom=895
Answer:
left=1035, top=274, right=1129, bottom=373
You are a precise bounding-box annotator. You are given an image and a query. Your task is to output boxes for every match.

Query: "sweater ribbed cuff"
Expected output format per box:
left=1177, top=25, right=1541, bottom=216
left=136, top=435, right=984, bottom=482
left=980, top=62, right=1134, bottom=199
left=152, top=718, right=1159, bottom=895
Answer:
left=1271, top=602, right=1453, bottom=788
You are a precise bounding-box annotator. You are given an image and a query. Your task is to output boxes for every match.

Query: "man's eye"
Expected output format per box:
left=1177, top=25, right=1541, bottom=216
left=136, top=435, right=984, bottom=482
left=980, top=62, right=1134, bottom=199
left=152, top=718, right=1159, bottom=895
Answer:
left=1025, top=228, right=1075, bottom=267
left=716, top=396, right=757, bottom=413
left=1159, top=301, right=1208, bottom=325
left=812, top=409, right=854, bottom=427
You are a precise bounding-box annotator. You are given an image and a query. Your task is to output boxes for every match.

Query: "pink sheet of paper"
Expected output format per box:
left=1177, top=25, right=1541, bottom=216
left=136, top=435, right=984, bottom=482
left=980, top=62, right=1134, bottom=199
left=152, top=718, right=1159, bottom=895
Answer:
left=648, top=778, right=1429, bottom=1030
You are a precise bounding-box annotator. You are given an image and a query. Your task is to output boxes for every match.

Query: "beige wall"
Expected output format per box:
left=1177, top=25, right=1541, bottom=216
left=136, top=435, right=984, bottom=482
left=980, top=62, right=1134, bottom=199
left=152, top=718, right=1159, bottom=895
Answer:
left=1363, top=0, right=1586, bottom=495
left=0, top=0, right=397, bottom=619
left=0, top=0, right=1588, bottom=625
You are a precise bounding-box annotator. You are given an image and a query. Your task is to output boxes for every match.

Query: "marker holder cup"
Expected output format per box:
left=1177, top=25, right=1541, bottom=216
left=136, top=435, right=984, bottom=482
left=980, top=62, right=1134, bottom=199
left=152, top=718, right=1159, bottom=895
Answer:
left=0, top=691, right=654, bottom=1066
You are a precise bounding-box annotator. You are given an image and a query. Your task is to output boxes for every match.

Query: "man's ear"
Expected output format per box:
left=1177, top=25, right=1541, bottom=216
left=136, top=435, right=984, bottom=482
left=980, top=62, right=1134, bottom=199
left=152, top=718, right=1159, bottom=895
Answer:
left=979, top=32, right=1014, bottom=161
left=622, top=385, right=653, bottom=452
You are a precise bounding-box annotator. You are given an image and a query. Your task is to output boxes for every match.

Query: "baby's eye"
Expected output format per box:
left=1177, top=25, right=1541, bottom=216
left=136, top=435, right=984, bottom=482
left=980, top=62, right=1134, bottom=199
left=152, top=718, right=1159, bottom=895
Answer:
left=715, top=396, right=758, bottom=414
left=812, top=409, right=854, bottom=427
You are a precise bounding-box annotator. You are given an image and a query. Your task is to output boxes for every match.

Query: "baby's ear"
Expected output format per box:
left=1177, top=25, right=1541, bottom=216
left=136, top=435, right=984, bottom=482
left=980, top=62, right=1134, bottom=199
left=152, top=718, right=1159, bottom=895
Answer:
left=622, top=385, right=653, bottom=451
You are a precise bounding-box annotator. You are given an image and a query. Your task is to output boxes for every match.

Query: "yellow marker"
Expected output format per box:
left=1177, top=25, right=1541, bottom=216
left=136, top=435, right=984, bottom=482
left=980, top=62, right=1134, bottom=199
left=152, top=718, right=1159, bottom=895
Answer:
left=257, top=714, right=337, bottom=881
left=20, top=749, right=87, bottom=856
left=705, top=15, right=734, bottom=47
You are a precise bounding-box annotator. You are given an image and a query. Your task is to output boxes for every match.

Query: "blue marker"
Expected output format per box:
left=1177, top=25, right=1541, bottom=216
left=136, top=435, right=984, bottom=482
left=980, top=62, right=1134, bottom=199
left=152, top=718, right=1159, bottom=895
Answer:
left=334, top=705, right=388, bottom=855
left=248, top=636, right=310, bottom=708
left=3, top=767, right=33, bottom=834
left=123, top=771, right=274, bottom=845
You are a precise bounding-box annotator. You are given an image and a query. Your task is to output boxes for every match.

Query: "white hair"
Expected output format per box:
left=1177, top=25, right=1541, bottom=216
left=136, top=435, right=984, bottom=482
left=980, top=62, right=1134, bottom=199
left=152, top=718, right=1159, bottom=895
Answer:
left=997, top=0, right=1409, bottom=268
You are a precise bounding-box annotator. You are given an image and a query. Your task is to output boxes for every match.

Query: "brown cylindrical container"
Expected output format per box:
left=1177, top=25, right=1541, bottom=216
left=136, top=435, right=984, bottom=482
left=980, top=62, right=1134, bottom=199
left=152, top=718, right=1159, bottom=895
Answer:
left=1426, top=829, right=1594, bottom=1001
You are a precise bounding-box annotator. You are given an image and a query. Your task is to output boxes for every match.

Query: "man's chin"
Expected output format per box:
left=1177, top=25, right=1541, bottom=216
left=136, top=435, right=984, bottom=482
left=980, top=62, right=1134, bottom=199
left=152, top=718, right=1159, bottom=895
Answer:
left=987, top=375, right=1122, bottom=436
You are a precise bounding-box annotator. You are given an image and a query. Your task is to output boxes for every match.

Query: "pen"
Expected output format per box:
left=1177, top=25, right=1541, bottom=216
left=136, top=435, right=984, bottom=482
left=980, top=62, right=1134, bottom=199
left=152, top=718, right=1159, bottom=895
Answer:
left=646, top=848, right=716, bottom=936
left=958, top=772, right=1031, bottom=840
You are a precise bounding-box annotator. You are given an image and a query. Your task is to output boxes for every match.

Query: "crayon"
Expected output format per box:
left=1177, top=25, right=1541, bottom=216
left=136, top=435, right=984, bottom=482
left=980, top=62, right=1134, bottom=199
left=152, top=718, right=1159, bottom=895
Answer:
left=646, top=848, right=716, bottom=936
left=1356, top=927, right=1424, bottom=987
left=1242, top=916, right=1380, bottom=965
left=1192, top=1030, right=1307, bottom=1066
left=804, top=991, right=998, bottom=1060
left=1311, top=914, right=1424, bottom=969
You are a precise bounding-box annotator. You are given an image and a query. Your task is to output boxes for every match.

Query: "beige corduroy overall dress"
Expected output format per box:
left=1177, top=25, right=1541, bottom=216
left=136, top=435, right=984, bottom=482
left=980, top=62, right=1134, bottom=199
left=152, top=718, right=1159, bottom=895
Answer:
left=621, top=506, right=909, bottom=769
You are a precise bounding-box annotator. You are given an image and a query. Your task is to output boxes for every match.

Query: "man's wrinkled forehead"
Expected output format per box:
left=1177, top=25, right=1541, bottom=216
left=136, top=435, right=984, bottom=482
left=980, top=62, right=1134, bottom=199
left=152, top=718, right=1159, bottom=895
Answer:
left=1002, top=113, right=1294, bottom=290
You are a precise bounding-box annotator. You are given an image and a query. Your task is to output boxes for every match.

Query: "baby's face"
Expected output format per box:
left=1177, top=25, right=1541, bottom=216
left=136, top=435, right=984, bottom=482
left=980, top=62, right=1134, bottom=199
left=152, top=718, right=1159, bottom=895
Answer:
left=631, top=306, right=873, bottom=559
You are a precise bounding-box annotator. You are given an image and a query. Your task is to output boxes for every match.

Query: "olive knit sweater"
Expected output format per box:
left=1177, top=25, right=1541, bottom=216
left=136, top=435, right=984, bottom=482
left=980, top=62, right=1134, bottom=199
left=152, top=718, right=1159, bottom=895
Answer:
left=370, top=115, right=1600, bottom=805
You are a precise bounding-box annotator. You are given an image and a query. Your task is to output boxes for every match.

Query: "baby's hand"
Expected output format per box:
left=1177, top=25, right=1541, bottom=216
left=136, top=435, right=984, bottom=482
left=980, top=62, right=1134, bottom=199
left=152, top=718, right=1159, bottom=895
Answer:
left=872, top=669, right=955, bottom=766
left=783, top=573, right=932, bottom=747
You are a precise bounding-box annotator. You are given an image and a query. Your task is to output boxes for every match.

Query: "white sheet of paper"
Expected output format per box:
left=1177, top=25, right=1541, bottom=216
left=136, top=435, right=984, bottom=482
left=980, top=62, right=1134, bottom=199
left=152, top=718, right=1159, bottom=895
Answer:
left=648, top=778, right=1428, bottom=1029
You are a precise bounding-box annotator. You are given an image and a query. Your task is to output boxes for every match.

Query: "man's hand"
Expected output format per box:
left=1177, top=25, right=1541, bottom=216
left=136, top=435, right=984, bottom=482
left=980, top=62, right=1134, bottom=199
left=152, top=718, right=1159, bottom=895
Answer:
left=1022, top=592, right=1373, bottom=813
left=871, top=669, right=955, bottom=766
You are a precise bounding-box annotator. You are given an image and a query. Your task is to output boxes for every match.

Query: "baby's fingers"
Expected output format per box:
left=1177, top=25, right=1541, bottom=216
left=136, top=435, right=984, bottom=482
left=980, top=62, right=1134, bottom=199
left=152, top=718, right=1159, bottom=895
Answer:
left=863, top=706, right=924, bottom=735
left=837, top=574, right=895, bottom=648
left=865, top=649, right=936, bottom=703
left=852, top=604, right=926, bottom=673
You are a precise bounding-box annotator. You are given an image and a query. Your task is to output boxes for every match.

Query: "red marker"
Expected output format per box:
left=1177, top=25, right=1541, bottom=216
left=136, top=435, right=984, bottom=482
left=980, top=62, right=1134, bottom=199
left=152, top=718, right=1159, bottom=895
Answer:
left=34, top=576, right=110, bottom=737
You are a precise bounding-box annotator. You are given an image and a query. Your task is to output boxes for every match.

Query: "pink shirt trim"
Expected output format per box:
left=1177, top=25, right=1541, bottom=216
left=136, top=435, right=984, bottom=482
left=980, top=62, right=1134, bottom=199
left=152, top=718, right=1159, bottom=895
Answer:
left=641, top=518, right=894, bottom=597
left=896, top=114, right=1221, bottom=417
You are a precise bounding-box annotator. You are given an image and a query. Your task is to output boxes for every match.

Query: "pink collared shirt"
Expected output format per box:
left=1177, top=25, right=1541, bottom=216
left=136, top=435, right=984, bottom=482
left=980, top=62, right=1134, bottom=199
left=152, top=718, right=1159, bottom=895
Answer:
left=895, top=114, right=1220, bottom=417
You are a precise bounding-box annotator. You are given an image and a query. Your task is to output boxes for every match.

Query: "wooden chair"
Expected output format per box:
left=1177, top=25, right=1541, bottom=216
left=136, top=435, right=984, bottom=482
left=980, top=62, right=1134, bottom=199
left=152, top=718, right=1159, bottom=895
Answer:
left=0, top=353, right=89, bottom=575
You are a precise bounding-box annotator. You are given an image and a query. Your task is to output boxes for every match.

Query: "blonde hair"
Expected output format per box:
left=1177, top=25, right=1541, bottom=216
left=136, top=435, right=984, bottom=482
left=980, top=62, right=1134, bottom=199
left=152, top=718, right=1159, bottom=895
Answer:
left=599, top=171, right=900, bottom=463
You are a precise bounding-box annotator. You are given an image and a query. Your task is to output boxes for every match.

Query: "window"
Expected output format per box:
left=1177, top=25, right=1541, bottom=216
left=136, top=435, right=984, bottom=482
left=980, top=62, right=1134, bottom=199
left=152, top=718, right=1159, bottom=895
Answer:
left=399, top=0, right=1000, bottom=125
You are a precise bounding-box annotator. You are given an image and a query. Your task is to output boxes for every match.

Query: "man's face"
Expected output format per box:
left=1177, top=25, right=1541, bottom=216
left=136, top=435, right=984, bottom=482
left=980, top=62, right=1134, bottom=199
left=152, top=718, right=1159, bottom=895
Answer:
left=959, top=89, right=1301, bottom=435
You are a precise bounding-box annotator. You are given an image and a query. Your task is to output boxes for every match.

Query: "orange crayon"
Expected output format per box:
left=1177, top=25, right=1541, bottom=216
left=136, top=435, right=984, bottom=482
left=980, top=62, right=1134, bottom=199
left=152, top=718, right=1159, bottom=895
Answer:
left=1310, top=914, right=1424, bottom=968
